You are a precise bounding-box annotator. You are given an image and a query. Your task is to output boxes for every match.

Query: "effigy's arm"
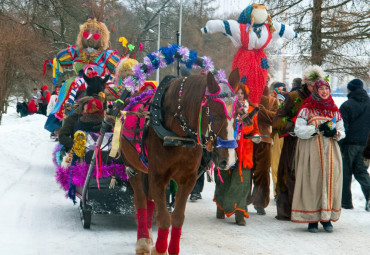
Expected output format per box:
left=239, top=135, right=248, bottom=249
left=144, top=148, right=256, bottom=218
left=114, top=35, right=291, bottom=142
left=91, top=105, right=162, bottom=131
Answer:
left=43, top=46, right=79, bottom=85
left=201, top=19, right=241, bottom=47
left=272, top=21, right=297, bottom=40
left=104, top=51, right=121, bottom=74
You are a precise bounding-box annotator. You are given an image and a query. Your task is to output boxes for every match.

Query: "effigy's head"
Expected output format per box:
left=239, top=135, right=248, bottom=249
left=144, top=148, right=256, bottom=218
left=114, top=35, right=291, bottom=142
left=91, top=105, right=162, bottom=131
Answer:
left=238, top=4, right=275, bottom=32
left=76, top=18, right=110, bottom=51
left=238, top=4, right=267, bottom=25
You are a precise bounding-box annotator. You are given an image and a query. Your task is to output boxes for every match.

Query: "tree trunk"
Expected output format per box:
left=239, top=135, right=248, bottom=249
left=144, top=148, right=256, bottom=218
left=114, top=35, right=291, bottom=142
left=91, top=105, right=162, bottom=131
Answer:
left=311, top=0, right=323, bottom=65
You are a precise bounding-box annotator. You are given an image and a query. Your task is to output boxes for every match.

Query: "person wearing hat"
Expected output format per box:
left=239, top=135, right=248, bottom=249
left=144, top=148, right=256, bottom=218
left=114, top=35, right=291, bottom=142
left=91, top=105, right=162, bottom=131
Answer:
left=272, top=65, right=324, bottom=221
left=139, top=81, right=157, bottom=92
left=27, top=96, right=39, bottom=114
left=291, top=79, right=345, bottom=233
left=214, top=81, right=260, bottom=226
left=339, top=78, right=370, bottom=212
left=58, top=97, right=105, bottom=152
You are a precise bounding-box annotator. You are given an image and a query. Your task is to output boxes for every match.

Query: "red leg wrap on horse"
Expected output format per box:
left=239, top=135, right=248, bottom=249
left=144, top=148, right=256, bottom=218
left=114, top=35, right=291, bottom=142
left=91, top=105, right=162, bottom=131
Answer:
left=147, top=200, right=155, bottom=229
left=137, top=209, right=149, bottom=239
left=155, top=228, right=169, bottom=253
left=168, top=226, right=182, bottom=254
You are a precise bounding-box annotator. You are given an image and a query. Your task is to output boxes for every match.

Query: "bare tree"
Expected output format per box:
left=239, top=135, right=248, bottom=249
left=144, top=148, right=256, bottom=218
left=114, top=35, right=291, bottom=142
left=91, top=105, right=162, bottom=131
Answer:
left=264, top=0, right=370, bottom=79
left=0, top=15, right=51, bottom=123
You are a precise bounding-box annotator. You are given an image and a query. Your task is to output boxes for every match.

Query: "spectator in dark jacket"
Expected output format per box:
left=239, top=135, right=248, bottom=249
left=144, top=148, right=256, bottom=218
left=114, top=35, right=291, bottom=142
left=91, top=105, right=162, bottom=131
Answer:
left=339, top=78, right=370, bottom=212
left=59, top=96, right=103, bottom=151
left=39, top=84, right=51, bottom=115
left=290, top=77, right=302, bottom=91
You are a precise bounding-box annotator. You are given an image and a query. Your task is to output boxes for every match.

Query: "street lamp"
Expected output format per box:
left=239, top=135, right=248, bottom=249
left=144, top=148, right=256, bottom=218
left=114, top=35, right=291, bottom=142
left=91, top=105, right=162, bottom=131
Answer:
left=179, top=0, right=183, bottom=46
left=147, top=7, right=161, bottom=84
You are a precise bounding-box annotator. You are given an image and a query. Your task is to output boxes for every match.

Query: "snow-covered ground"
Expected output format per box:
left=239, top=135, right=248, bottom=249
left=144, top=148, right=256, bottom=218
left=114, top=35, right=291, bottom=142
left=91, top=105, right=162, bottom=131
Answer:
left=0, top=97, right=369, bottom=255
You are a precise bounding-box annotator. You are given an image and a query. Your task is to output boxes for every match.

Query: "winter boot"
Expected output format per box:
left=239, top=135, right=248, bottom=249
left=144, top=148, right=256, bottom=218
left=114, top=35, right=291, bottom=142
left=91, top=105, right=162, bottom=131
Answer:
left=216, top=207, right=225, bottom=219
left=235, top=211, right=246, bottom=226
left=254, top=206, right=266, bottom=215
left=365, top=200, right=370, bottom=212
left=307, top=223, right=319, bottom=233
left=189, top=193, right=198, bottom=201
left=320, top=221, right=333, bottom=232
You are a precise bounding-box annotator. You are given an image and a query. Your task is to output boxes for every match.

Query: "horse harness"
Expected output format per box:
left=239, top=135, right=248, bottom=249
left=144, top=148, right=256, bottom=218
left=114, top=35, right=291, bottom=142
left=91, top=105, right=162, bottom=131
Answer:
left=150, top=76, right=238, bottom=151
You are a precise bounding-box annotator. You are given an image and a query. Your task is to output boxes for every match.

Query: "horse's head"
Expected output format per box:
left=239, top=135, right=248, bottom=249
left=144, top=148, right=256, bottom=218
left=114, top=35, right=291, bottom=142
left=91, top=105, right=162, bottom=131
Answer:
left=205, top=68, right=240, bottom=170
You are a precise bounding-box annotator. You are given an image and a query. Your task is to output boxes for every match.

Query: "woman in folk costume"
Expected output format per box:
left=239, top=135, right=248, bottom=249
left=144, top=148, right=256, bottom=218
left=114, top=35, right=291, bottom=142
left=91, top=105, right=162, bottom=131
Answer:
left=292, top=80, right=345, bottom=233
left=272, top=65, right=324, bottom=221
left=201, top=4, right=297, bottom=104
left=214, top=82, right=260, bottom=226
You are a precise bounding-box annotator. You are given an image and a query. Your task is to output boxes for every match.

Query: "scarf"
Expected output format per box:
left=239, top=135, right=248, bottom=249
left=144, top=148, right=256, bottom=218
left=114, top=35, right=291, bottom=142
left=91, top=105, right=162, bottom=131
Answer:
left=299, top=80, right=341, bottom=119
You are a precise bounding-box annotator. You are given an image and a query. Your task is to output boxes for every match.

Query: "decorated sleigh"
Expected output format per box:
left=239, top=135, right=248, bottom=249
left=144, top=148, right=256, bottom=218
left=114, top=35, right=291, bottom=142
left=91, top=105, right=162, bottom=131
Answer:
left=53, top=130, right=135, bottom=229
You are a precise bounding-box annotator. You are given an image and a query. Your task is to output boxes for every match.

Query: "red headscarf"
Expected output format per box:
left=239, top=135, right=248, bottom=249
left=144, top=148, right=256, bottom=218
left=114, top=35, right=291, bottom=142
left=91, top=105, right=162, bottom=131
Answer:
left=299, top=80, right=341, bottom=118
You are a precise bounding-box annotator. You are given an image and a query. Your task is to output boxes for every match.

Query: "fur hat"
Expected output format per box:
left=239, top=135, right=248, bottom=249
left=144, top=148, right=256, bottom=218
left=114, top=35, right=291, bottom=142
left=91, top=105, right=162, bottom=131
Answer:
left=347, top=79, right=363, bottom=91
left=303, top=65, right=325, bottom=85
left=85, top=98, right=103, bottom=115
left=139, top=81, right=157, bottom=92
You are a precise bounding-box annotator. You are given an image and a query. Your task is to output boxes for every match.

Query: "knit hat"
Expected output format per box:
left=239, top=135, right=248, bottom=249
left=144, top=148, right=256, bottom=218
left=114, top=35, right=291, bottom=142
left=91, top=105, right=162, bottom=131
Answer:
left=347, top=79, right=363, bottom=91
left=139, top=81, right=157, bottom=92
left=272, top=87, right=285, bottom=97
left=85, top=98, right=103, bottom=115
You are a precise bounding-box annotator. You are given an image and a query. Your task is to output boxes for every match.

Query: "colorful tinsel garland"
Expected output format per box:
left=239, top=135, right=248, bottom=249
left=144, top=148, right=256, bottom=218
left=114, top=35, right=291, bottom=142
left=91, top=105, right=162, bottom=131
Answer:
left=52, top=144, right=128, bottom=193
left=123, top=44, right=227, bottom=92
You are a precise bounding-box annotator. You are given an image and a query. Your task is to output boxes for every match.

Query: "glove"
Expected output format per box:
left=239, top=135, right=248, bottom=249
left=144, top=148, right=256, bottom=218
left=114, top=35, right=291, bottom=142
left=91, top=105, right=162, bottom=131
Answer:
left=323, top=128, right=337, bottom=138
left=251, top=137, right=261, bottom=144
left=318, top=121, right=331, bottom=132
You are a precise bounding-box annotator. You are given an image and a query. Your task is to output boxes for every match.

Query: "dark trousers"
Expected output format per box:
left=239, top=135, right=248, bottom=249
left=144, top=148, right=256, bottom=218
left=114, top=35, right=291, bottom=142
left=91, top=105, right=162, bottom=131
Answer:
left=249, top=142, right=271, bottom=208
left=191, top=171, right=205, bottom=195
left=341, top=144, right=370, bottom=207
left=275, top=136, right=298, bottom=220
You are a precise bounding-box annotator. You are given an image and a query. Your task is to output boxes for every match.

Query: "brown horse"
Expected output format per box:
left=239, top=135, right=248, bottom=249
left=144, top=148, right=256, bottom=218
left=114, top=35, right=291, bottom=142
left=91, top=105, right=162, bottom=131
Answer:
left=119, top=69, right=240, bottom=254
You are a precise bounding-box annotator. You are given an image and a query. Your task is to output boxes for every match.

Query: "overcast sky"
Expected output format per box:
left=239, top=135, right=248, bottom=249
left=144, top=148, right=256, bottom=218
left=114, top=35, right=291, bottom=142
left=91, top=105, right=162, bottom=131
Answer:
left=212, top=0, right=254, bottom=18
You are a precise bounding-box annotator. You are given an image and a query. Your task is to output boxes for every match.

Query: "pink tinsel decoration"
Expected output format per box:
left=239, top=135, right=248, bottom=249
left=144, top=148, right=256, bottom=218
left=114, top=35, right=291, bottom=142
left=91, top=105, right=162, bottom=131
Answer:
left=53, top=145, right=128, bottom=192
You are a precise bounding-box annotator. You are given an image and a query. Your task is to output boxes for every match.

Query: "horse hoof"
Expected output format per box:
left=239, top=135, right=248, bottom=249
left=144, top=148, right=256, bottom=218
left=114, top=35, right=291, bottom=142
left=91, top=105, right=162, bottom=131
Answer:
left=150, top=247, right=168, bottom=255
left=136, top=238, right=151, bottom=255
left=149, top=228, right=154, bottom=245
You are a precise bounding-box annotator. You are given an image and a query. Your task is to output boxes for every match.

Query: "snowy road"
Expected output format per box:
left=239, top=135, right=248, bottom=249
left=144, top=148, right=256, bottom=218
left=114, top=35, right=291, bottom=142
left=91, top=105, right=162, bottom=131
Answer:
left=0, top=102, right=369, bottom=255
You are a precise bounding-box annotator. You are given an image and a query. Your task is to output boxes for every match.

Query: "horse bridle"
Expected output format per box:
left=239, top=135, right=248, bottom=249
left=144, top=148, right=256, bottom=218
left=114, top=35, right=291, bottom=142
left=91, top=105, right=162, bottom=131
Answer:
left=173, top=77, right=238, bottom=152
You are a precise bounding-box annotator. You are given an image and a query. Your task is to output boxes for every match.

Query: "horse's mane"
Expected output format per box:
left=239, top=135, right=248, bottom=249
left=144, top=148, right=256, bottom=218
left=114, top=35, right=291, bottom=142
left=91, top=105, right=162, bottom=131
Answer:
left=162, top=75, right=207, bottom=135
